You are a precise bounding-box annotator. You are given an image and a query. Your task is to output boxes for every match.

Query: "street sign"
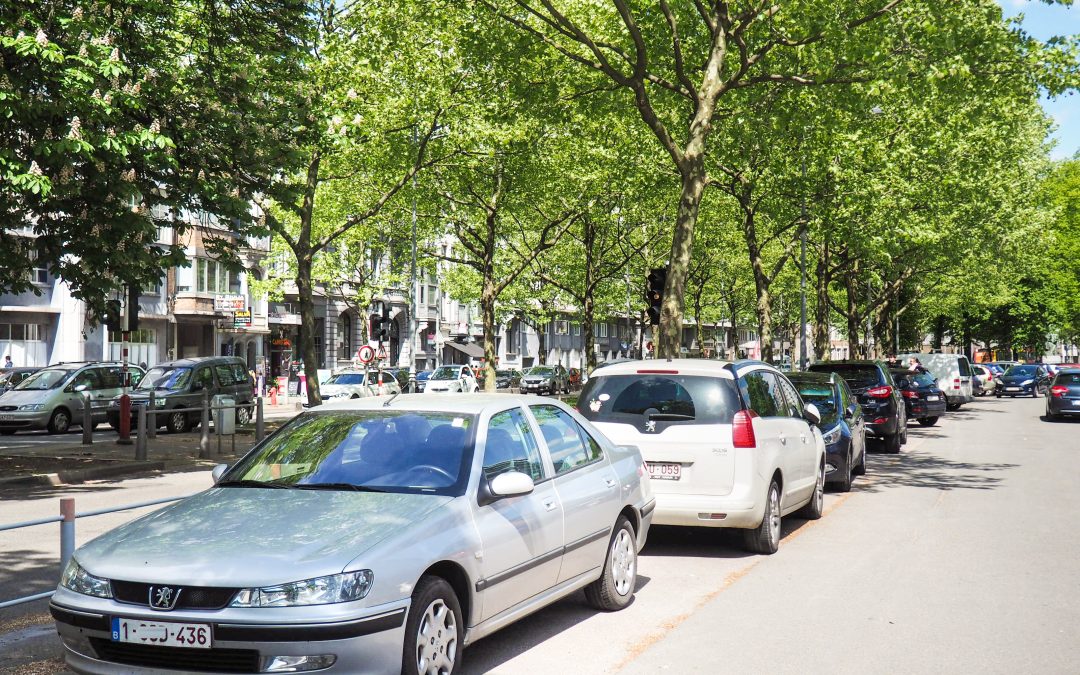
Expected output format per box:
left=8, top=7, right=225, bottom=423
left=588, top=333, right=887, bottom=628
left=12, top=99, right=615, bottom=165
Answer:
left=377, top=346, right=388, bottom=361
left=356, top=345, right=376, bottom=363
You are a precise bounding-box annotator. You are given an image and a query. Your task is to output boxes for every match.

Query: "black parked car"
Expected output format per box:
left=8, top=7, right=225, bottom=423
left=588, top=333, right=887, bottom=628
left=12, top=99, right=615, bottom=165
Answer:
left=0, top=367, right=39, bottom=393
left=808, top=360, right=907, bottom=453
left=890, top=368, right=948, bottom=426
left=788, top=372, right=867, bottom=491
left=493, top=369, right=522, bottom=389
left=1046, top=368, right=1080, bottom=420
left=995, top=364, right=1051, bottom=398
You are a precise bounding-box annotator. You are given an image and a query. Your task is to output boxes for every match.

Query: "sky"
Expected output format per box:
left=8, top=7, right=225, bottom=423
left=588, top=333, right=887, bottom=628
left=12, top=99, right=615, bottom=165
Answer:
left=998, top=0, right=1080, bottom=159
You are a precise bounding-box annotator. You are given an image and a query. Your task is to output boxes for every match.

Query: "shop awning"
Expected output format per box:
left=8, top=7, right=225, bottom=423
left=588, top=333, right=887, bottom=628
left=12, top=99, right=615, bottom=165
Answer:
left=444, top=341, right=485, bottom=359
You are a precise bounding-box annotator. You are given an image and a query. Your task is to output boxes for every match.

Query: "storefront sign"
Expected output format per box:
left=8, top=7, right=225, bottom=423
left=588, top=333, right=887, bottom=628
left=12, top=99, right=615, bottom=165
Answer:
left=214, top=294, right=247, bottom=313
left=233, top=310, right=252, bottom=328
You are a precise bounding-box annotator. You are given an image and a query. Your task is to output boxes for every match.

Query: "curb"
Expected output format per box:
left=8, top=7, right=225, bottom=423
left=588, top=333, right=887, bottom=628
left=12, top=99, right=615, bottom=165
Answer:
left=0, top=461, right=167, bottom=488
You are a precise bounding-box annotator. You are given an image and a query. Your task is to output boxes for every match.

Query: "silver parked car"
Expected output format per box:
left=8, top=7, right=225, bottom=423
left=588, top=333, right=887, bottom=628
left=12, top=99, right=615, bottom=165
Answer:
left=0, top=362, right=144, bottom=435
left=51, top=394, right=654, bottom=674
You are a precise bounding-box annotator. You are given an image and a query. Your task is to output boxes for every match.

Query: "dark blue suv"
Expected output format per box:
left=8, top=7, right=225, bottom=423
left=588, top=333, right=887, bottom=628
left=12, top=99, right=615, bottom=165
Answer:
left=808, top=360, right=907, bottom=453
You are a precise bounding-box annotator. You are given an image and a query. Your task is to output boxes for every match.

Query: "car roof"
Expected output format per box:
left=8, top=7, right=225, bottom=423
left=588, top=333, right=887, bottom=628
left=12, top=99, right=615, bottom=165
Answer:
left=151, top=357, right=244, bottom=368
left=586, top=358, right=738, bottom=379
left=810, top=360, right=880, bottom=366
left=313, top=393, right=559, bottom=416
left=787, top=371, right=834, bottom=382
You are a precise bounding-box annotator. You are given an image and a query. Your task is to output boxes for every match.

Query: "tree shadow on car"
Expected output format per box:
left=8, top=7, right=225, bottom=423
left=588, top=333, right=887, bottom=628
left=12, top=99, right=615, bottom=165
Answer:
left=461, top=576, right=651, bottom=673
left=853, top=452, right=1017, bottom=494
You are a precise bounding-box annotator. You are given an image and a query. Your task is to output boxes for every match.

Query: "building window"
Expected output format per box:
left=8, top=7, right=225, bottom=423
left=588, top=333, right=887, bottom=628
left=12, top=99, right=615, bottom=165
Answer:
left=109, top=329, right=157, bottom=344
left=194, top=258, right=230, bottom=294
left=339, top=314, right=352, bottom=359
left=0, top=324, right=46, bottom=341
left=28, top=251, right=48, bottom=285
left=555, top=320, right=569, bottom=335
left=573, top=323, right=581, bottom=336
left=596, top=323, right=608, bottom=338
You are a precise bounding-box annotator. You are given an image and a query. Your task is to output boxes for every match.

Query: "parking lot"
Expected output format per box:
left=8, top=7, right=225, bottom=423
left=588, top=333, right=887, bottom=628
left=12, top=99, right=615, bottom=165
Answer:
left=2, top=395, right=1078, bottom=674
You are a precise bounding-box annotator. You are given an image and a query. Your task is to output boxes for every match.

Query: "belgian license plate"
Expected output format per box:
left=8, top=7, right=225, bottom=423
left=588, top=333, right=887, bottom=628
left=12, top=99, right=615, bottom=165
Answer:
left=1006, top=387, right=1020, bottom=391
left=647, top=462, right=681, bottom=481
left=1073, top=400, right=1080, bottom=407
left=926, top=395, right=939, bottom=401
left=111, top=617, right=211, bottom=649
left=0, top=414, right=12, bottom=421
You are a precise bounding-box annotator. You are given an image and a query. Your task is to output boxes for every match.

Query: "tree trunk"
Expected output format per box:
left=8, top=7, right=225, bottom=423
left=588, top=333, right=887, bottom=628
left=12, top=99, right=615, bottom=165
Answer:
left=659, top=157, right=707, bottom=358
left=296, top=255, right=321, bottom=406
left=743, top=206, right=774, bottom=363
left=583, top=215, right=598, bottom=371
left=727, top=296, right=739, bottom=360
left=844, top=271, right=861, bottom=360
left=583, top=295, right=596, bottom=372
left=814, top=243, right=830, bottom=361
left=481, top=278, right=497, bottom=393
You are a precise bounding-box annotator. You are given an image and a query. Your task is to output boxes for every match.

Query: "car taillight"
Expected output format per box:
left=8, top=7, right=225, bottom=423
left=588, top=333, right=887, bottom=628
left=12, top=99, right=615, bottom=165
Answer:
left=953, top=378, right=961, bottom=389
left=867, top=385, right=893, bottom=398
left=902, top=390, right=919, bottom=399
left=1051, top=385, right=1068, bottom=397
left=732, top=409, right=758, bottom=448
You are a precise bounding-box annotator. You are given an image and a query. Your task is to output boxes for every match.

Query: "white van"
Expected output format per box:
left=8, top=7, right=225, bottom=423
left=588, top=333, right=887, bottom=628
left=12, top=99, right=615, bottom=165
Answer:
left=897, top=353, right=974, bottom=410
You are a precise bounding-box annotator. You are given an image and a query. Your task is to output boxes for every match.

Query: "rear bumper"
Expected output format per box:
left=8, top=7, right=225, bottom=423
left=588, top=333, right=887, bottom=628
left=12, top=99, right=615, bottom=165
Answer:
left=907, top=400, right=947, bottom=418
left=863, top=416, right=900, bottom=438
left=1047, top=398, right=1080, bottom=415
left=650, top=491, right=762, bottom=529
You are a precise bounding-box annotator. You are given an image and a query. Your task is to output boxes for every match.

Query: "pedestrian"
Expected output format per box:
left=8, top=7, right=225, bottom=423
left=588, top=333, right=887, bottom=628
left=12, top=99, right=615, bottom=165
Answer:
left=907, top=357, right=928, bottom=374
left=886, top=354, right=899, bottom=368
left=3, top=355, right=11, bottom=368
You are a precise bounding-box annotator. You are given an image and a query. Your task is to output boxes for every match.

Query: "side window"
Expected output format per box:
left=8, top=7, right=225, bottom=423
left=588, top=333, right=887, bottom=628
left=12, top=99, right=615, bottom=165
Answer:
left=73, top=369, right=101, bottom=391
left=195, top=367, right=214, bottom=390
left=95, top=367, right=121, bottom=389
left=482, top=409, right=545, bottom=481
left=958, top=358, right=971, bottom=377
left=778, top=378, right=804, bottom=418
left=741, top=372, right=784, bottom=417
left=231, top=364, right=248, bottom=384
left=532, top=405, right=600, bottom=475
left=215, top=364, right=237, bottom=386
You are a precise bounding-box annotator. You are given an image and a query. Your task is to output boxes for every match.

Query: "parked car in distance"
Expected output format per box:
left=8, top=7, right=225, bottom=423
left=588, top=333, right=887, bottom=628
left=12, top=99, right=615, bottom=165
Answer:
left=51, top=394, right=653, bottom=675
left=424, top=364, right=479, bottom=394
left=521, top=365, right=571, bottom=395
left=970, top=364, right=996, bottom=397
left=890, top=368, right=948, bottom=426
left=320, top=370, right=402, bottom=399
left=493, top=369, right=522, bottom=390
left=381, top=368, right=412, bottom=391
left=896, top=353, right=975, bottom=410
left=787, top=371, right=866, bottom=492
left=578, top=359, right=826, bottom=554
left=415, top=369, right=433, bottom=392
left=995, top=364, right=1051, bottom=398
left=0, top=362, right=144, bottom=435
left=0, top=366, right=39, bottom=393
left=808, top=360, right=908, bottom=453
left=108, top=357, right=251, bottom=433
left=1046, top=368, right=1080, bottom=420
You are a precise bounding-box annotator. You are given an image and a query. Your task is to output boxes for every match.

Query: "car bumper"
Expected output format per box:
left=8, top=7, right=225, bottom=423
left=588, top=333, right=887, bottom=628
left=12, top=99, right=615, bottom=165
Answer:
left=520, top=383, right=553, bottom=393
left=863, top=416, right=899, bottom=438
left=52, top=596, right=409, bottom=675
left=0, top=410, right=52, bottom=430
left=824, top=442, right=850, bottom=483
left=907, top=400, right=947, bottom=418
left=649, top=491, right=762, bottom=529
left=1048, top=398, right=1080, bottom=415
left=998, top=385, right=1036, bottom=396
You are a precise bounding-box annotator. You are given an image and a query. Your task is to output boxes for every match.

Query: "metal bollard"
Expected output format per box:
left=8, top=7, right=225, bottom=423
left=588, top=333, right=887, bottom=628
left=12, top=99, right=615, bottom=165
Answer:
left=255, top=397, right=265, bottom=442
left=60, top=498, right=75, bottom=580
left=199, top=391, right=210, bottom=459
left=135, top=405, right=147, bottom=461
left=147, top=394, right=156, bottom=439
left=81, top=393, right=92, bottom=446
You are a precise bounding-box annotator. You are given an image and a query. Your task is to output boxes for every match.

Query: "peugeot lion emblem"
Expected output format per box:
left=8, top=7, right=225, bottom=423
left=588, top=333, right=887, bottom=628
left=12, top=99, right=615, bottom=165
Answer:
left=149, top=585, right=181, bottom=610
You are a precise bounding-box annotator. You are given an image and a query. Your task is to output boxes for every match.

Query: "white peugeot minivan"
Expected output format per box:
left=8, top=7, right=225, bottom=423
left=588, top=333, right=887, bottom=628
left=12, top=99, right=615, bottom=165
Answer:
left=578, top=359, right=826, bottom=554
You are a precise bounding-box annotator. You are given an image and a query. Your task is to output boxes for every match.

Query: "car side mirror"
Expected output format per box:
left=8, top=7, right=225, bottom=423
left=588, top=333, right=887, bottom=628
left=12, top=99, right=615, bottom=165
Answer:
left=803, top=403, right=821, bottom=426
left=846, top=404, right=858, bottom=419
left=72, top=383, right=88, bottom=393
left=211, top=464, right=229, bottom=484
left=489, top=471, right=534, bottom=498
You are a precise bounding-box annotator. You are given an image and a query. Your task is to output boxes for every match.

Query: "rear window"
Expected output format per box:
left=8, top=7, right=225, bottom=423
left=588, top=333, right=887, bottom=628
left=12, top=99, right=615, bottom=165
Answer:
left=808, top=364, right=882, bottom=389
left=1054, top=372, right=1080, bottom=385
left=577, top=374, right=741, bottom=428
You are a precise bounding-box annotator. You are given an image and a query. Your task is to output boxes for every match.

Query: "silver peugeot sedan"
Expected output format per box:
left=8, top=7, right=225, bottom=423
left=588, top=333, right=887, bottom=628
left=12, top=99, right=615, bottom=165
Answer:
left=51, top=394, right=654, bottom=674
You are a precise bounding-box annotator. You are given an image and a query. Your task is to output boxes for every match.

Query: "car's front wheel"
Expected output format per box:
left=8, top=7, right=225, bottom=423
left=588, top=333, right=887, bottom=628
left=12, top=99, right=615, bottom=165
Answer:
left=884, top=432, right=901, bottom=454
left=585, top=516, right=637, bottom=611
left=744, top=479, right=781, bottom=555
left=47, top=408, right=71, bottom=434
left=834, top=450, right=853, bottom=492
left=236, top=403, right=251, bottom=426
left=402, top=576, right=462, bottom=675
left=798, top=464, right=825, bottom=519
left=166, top=410, right=189, bottom=434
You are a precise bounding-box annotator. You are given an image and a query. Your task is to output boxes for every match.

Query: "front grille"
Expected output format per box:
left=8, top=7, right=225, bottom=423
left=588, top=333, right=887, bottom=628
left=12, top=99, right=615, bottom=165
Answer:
left=90, top=639, right=260, bottom=673
left=112, top=580, right=238, bottom=610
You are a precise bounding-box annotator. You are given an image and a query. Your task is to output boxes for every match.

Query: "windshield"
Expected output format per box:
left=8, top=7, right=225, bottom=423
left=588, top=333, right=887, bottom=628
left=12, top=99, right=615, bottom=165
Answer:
left=1004, top=365, right=1038, bottom=377
left=223, top=411, right=476, bottom=495
left=495, top=370, right=515, bottom=377
left=14, top=369, right=71, bottom=391
left=325, top=373, right=366, bottom=385
left=527, top=367, right=554, bottom=377
left=135, top=366, right=192, bottom=391
left=431, top=367, right=461, bottom=380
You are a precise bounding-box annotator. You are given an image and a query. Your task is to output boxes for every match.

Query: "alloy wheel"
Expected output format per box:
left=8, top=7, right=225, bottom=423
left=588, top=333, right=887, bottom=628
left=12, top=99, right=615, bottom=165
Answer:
left=416, top=598, right=458, bottom=675
left=610, top=527, right=636, bottom=596
left=767, top=485, right=781, bottom=550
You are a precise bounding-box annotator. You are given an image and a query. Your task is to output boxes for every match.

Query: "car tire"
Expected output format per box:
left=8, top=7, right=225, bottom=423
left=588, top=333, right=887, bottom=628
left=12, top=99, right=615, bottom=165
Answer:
left=946, top=403, right=961, bottom=411
left=402, top=576, right=462, bottom=675
left=236, top=403, right=251, bottom=426
left=884, top=432, right=901, bottom=454
left=917, top=416, right=938, bottom=427
left=744, top=479, right=781, bottom=555
left=166, top=409, right=189, bottom=434
left=835, top=451, right=853, bottom=492
left=47, top=408, right=71, bottom=434
left=798, top=464, right=825, bottom=519
left=900, top=423, right=908, bottom=445
left=585, top=516, right=637, bottom=611
left=1032, top=388, right=1039, bottom=398
left=852, top=445, right=867, bottom=476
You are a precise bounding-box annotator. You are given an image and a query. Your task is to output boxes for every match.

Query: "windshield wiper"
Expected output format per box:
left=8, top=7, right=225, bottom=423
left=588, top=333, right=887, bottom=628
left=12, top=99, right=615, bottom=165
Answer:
left=216, top=479, right=289, bottom=489
left=293, top=482, right=388, bottom=493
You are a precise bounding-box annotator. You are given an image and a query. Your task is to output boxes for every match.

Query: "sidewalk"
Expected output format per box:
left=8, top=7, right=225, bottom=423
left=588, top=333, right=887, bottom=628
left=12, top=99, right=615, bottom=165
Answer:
left=0, top=402, right=302, bottom=490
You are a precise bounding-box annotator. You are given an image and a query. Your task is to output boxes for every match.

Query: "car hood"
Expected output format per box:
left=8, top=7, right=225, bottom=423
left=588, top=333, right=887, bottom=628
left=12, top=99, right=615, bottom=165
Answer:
left=76, top=488, right=453, bottom=587
left=0, top=388, right=55, bottom=405
left=1000, top=375, right=1035, bottom=383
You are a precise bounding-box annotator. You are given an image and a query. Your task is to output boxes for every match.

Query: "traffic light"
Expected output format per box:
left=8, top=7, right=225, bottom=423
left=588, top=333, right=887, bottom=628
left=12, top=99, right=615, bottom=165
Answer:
left=369, top=302, right=391, bottom=341
left=104, top=299, right=122, bottom=332
left=646, top=267, right=667, bottom=326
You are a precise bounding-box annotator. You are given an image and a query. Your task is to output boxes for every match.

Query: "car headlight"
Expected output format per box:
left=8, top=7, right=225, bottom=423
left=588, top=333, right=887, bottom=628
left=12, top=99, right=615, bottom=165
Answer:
left=821, top=425, right=842, bottom=445
left=993, top=378, right=1002, bottom=385
left=60, top=559, right=113, bottom=599
left=1021, top=379, right=1034, bottom=386
left=230, top=570, right=373, bottom=608
left=17, top=403, right=45, bottom=411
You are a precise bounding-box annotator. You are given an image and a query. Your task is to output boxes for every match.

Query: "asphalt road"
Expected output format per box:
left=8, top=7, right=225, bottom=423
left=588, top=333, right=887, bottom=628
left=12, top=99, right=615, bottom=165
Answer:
left=2, top=395, right=1077, bottom=674
left=0, top=427, right=126, bottom=452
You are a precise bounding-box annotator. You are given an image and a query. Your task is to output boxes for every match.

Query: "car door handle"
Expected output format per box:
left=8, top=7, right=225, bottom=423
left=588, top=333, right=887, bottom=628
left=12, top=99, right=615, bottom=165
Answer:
left=604, top=478, right=617, bottom=489
left=800, top=433, right=807, bottom=443
left=543, top=498, right=557, bottom=511
left=778, top=433, right=787, bottom=445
